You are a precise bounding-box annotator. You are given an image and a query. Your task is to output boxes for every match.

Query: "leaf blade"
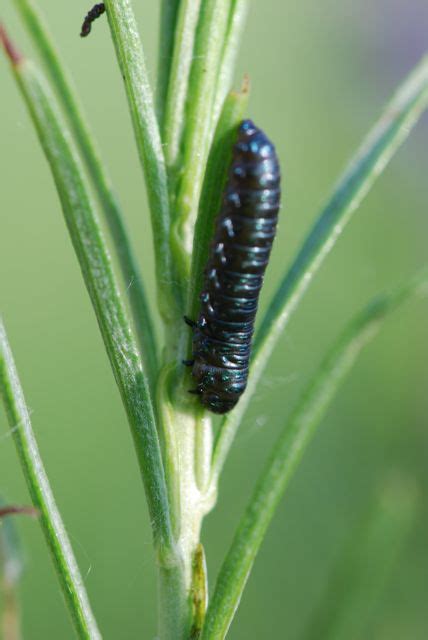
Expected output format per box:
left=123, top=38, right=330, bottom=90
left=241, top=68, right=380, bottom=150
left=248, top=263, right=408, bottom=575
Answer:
left=211, top=54, right=428, bottom=484
left=104, top=0, right=181, bottom=320
left=212, top=0, right=249, bottom=125
left=172, top=0, right=232, bottom=265
left=1, top=35, right=175, bottom=558
left=0, top=321, right=101, bottom=640
left=157, top=0, right=181, bottom=125
left=162, top=0, right=202, bottom=174
left=203, top=269, right=428, bottom=640
left=13, top=0, right=159, bottom=389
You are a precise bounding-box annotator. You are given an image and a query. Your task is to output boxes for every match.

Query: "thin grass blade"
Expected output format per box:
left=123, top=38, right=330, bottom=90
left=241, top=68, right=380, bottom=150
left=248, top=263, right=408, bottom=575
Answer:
left=202, top=269, right=428, bottom=640
left=211, top=53, right=428, bottom=484
left=172, top=0, right=232, bottom=264
left=103, top=0, right=181, bottom=321
left=13, top=0, right=159, bottom=388
left=0, top=31, right=174, bottom=558
left=212, top=0, right=249, bottom=125
left=157, top=0, right=181, bottom=125
left=0, top=321, right=101, bottom=639
left=162, top=0, right=202, bottom=177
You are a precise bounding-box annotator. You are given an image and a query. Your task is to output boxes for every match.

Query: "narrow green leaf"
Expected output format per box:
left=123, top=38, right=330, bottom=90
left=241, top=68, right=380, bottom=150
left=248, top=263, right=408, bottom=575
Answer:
left=157, top=0, right=181, bottom=126
left=0, top=321, right=101, bottom=639
left=1, top=36, right=174, bottom=557
left=302, top=478, right=418, bottom=640
left=163, top=0, right=202, bottom=175
left=104, top=0, right=181, bottom=321
left=186, top=82, right=249, bottom=330
left=13, top=0, right=159, bottom=390
left=202, top=269, right=428, bottom=640
left=172, top=0, right=232, bottom=264
left=212, top=0, right=249, bottom=125
left=255, top=54, right=428, bottom=362
left=211, top=53, right=428, bottom=483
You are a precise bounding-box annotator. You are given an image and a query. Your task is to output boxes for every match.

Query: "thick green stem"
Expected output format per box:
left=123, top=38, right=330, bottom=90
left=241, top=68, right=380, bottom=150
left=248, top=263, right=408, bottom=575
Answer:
left=158, top=563, right=189, bottom=640
left=160, top=403, right=215, bottom=638
left=157, top=365, right=215, bottom=638
left=0, top=320, right=101, bottom=640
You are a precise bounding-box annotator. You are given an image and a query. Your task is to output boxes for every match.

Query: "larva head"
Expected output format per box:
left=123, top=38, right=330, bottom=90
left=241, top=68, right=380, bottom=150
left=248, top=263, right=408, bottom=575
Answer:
left=202, top=393, right=238, bottom=414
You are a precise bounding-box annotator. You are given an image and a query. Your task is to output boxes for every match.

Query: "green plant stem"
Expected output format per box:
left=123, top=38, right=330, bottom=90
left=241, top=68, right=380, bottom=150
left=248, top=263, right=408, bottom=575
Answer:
left=104, top=0, right=181, bottom=322
left=212, top=0, right=249, bottom=125
left=13, top=0, right=159, bottom=392
left=157, top=0, right=181, bottom=126
left=157, top=88, right=250, bottom=640
left=162, top=0, right=202, bottom=176
left=0, top=320, right=101, bottom=640
left=4, top=48, right=175, bottom=560
left=172, top=0, right=232, bottom=263
left=302, top=477, right=418, bottom=640
left=202, top=269, right=428, bottom=640
left=158, top=398, right=215, bottom=639
left=211, top=53, right=428, bottom=485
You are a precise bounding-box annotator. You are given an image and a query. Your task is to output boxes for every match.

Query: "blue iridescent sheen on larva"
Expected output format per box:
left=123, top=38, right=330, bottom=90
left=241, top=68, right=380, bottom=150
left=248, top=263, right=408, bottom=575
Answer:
left=186, top=119, right=281, bottom=414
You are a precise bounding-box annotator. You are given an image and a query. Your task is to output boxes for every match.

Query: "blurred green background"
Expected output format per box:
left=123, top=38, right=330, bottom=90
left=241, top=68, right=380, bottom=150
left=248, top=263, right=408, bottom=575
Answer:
left=1, top=1, right=427, bottom=638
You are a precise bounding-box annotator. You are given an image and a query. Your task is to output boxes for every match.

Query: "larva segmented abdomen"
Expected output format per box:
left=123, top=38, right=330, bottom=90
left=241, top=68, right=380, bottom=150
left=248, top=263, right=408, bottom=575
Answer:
left=188, top=119, right=281, bottom=414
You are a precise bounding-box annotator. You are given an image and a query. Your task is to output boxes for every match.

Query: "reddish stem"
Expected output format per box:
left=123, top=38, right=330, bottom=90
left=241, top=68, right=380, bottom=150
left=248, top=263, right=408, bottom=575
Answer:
left=0, top=506, right=38, bottom=519
left=0, top=24, right=23, bottom=66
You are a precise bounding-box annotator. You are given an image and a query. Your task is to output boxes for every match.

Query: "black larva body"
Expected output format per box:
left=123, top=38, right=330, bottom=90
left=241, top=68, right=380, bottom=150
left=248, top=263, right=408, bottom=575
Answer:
left=187, top=119, right=281, bottom=414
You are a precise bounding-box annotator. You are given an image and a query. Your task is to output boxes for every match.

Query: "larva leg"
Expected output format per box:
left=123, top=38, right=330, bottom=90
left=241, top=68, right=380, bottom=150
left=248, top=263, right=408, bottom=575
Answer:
left=184, top=316, right=197, bottom=328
